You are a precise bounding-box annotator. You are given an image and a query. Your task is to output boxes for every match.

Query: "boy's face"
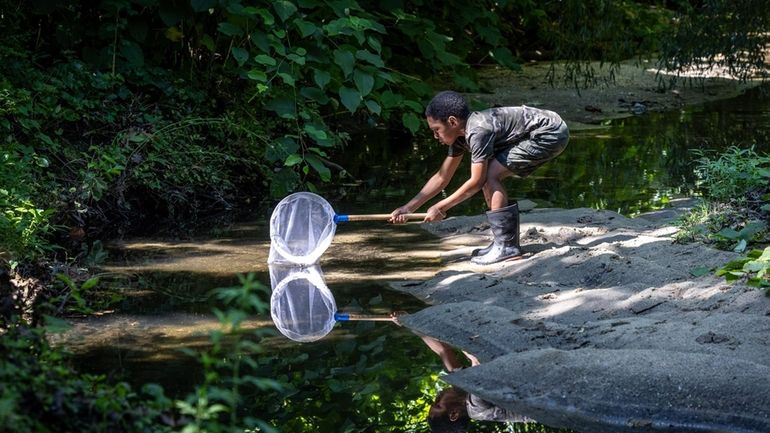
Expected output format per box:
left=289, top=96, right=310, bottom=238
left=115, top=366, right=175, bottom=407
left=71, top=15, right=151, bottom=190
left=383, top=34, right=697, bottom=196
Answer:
left=427, top=116, right=464, bottom=146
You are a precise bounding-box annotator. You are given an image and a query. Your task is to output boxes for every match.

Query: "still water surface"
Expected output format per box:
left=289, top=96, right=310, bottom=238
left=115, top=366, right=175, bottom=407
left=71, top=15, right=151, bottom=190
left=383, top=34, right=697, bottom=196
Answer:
left=62, top=85, right=769, bottom=432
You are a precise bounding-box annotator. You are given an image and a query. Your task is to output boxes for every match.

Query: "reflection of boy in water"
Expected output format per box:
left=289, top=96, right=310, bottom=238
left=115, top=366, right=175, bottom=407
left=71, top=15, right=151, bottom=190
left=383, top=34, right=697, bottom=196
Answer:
left=419, top=334, right=533, bottom=432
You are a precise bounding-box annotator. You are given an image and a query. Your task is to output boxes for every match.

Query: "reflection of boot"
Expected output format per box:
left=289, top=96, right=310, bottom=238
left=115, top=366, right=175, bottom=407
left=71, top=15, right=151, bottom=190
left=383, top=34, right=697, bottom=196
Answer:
left=471, top=202, right=521, bottom=265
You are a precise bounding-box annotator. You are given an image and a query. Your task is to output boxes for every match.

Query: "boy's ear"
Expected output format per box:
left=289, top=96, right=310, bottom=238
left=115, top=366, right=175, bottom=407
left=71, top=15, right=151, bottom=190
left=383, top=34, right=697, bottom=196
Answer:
left=449, top=408, right=461, bottom=422
left=447, top=116, right=459, bottom=127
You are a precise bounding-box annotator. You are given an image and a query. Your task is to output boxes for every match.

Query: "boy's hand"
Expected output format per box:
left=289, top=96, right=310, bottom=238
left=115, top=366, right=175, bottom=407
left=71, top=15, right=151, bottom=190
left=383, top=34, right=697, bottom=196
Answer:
left=424, top=206, right=446, bottom=222
left=389, top=206, right=412, bottom=224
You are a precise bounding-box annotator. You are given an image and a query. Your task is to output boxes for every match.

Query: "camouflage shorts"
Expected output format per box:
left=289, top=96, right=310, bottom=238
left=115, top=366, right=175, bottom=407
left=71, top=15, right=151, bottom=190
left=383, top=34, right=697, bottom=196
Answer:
left=495, top=121, right=569, bottom=177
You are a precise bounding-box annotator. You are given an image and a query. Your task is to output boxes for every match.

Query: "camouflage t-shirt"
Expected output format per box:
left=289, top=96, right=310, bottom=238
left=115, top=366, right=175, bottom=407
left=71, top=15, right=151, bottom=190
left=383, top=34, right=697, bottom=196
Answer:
left=466, top=394, right=534, bottom=423
left=448, top=106, right=565, bottom=163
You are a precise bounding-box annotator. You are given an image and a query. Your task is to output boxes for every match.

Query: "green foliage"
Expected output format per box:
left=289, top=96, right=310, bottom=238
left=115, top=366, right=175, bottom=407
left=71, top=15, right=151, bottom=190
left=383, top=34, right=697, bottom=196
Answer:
left=175, top=273, right=279, bottom=433
left=676, top=146, right=770, bottom=248
left=693, top=146, right=770, bottom=203
left=715, top=247, right=770, bottom=289
left=0, top=273, right=279, bottom=433
left=0, top=143, right=58, bottom=261
left=714, top=221, right=767, bottom=253
left=0, top=321, right=174, bottom=433
left=677, top=145, right=770, bottom=287
left=51, top=273, right=104, bottom=316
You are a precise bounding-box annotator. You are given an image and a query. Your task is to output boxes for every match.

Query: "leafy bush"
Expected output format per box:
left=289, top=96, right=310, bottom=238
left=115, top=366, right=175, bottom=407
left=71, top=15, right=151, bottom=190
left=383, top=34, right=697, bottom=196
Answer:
left=693, top=146, right=770, bottom=203
left=677, top=146, right=770, bottom=286
left=0, top=143, right=58, bottom=261
left=0, top=321, right=174, bottom=433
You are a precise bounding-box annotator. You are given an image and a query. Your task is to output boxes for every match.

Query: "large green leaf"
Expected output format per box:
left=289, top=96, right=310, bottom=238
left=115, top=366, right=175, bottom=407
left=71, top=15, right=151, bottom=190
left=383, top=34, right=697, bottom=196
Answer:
left=355, top=50, right=384, bottom=68
left=266, top=137, right=299, bottom=163
left=218, top=22, right=243, bottom=37
left=294, top=19, right=318, bottom=37
left=365, top=100, right=381, bottom=115
left=285, top=154, right=302, bottom=166
left=353, top=69, right=374, bottom=96
left=402, top=112, right=422, bottom=133
left=300, top=87, right=330, bottom=105
left=338, top=87, right=361, bottom=113
left=313, top=69, right=331, bottom=89
left=305, top=153, right=331, bottom=182
left=254, top=54, right=277, bottom=66
left=120, top=41, right=144, bottom=67
left=191, top=0, right=216, bottom=12
left=273, top=0, right=298, bottom=21
left=333, top=50, right=355, bottom=77
left=270, top=167, right=300, bottom=198
left=247, top=69, right=268, bottom=82
left=231, top=47, right=249, bottom=66
left=264, top=97, right=296, bottom=119
left=303, top=123, right=328, bottom=141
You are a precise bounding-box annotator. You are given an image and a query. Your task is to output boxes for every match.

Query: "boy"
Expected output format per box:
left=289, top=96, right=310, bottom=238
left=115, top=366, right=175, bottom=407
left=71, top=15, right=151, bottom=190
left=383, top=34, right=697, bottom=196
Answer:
left=389, top=90, right=569, bottom=264
left=418, top=333, right=534, bottom=432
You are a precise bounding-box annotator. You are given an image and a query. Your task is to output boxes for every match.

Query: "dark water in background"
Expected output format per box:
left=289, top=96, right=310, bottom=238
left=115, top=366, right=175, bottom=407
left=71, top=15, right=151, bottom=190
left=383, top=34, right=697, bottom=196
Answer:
left=65, top=84, right=770, bottom=433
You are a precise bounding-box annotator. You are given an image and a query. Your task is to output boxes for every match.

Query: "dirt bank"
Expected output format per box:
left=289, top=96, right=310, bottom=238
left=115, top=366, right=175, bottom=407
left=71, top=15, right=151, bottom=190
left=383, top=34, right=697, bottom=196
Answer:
left=472, top=59, right=763, bottom=129
left=390, top=62, right=770, bottom=433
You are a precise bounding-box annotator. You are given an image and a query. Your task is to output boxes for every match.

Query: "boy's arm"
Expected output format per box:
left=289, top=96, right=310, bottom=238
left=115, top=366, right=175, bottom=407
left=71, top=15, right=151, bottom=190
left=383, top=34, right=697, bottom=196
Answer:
left=390, top=155, right=463, bottom=223
left=419, top=334, right=464, bottom=372
left=425, top=160, right=487, bottom=221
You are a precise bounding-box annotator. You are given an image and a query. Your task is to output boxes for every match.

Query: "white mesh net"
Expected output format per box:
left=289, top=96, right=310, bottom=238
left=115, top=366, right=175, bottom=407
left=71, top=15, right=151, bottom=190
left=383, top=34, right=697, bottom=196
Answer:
left=268, top=192, right=337, bottom=265
left=269, top=265, right=337, bottom=343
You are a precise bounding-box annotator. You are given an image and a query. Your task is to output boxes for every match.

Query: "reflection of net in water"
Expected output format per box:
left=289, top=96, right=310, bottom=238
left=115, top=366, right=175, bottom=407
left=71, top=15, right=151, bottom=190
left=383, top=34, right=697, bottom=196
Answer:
left=268, top=265, right=398, bottom=343
left=269, top=265, right=336, bottom=342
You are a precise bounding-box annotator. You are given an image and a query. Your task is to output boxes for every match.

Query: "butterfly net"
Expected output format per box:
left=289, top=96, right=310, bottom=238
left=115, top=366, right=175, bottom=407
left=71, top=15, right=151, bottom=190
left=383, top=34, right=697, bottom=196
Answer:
left=269, top=265, right=337, bottom=342
left=268, top=192, right=337, bottom=265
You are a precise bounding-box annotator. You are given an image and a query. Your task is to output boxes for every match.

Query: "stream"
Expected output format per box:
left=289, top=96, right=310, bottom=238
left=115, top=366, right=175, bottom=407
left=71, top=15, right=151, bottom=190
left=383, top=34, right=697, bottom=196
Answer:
left=54, top=84, right=770, bottom=432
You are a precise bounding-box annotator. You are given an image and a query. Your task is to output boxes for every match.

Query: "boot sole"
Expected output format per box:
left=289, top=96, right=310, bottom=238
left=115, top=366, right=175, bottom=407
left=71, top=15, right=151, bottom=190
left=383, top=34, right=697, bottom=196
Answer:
left=471, top=254, right=525, bottom=265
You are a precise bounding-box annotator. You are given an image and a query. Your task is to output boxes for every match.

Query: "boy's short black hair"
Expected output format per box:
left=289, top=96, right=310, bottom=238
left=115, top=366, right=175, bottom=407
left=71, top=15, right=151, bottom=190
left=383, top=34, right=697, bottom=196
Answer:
left=425, top=90, right=470, bottom=122
left=427, top=388, right=471, bottom=433
left=427, top=414, right=470, bottom=433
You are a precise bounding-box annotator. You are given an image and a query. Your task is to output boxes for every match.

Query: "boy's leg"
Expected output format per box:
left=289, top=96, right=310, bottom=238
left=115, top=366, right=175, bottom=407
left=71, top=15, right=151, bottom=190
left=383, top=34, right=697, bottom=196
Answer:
left=473, top=123, right=568, bottom=264
left=473, top=160, right=516, bottom=257
left=482, top=159, right=516, bottom=209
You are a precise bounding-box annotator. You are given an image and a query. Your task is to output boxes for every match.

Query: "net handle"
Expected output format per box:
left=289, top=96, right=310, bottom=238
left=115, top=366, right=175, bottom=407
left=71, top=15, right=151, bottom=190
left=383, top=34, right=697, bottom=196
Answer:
left=334, top=312, right=398, bottom=322
left=334, top=213, right=429, bottom=222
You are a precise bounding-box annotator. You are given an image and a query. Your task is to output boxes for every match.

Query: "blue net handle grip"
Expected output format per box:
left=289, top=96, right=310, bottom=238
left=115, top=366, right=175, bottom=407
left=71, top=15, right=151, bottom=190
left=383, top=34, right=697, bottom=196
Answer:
left=334, top=312, right=396, bottom=322
left=333, top=213, right=428, bottom=223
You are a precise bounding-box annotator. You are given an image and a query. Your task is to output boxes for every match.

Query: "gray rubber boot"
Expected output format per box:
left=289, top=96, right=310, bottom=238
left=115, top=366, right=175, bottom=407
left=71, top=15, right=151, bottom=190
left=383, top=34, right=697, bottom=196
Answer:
left=471, top=241, right=493, bottom=257
left=471, top=202, right=521, bottom=265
